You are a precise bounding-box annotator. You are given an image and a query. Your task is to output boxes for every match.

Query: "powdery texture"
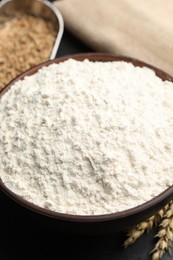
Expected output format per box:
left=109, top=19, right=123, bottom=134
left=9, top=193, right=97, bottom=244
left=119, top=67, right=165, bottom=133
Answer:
left=0, top=59, right=173, bottom=215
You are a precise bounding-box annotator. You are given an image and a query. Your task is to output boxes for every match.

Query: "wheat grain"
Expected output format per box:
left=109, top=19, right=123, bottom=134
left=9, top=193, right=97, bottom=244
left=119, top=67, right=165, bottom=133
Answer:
left=154, top=205, right=169, bottom=226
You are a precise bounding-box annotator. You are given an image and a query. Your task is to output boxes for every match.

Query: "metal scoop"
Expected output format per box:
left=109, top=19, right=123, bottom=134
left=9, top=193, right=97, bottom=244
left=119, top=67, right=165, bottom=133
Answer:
left=0, top=0, right=64, bottom=59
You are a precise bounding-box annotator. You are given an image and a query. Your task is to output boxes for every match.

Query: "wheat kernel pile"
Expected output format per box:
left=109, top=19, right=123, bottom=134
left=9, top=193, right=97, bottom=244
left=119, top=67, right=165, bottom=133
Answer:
left=0, top=14, right=56, bottom=90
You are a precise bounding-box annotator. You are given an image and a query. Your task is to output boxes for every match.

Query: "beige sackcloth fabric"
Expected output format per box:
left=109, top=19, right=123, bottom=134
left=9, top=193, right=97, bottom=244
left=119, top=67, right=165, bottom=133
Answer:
left=54, top=0, right=173, bottom=76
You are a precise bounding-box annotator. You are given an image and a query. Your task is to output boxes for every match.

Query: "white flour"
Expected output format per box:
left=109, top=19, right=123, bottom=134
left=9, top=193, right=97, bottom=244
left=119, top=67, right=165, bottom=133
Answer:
left=0, top=59, right=173, bottom=215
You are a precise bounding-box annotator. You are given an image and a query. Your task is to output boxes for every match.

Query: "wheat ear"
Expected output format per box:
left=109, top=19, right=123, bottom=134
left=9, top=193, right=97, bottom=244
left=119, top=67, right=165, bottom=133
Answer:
left=150, top=201, right=173, bottom=260
left=123, top=203, right=169, bottom=248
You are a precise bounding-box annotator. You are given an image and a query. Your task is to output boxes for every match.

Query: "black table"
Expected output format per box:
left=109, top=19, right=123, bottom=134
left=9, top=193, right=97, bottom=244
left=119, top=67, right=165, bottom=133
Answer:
left=0, top=26, right=172, bottom=260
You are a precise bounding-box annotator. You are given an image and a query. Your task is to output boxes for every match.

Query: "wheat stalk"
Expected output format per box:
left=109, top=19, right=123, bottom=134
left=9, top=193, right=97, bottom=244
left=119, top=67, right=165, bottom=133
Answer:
left=123, top=203, right=169, bottom=248
left=150, top=201, right=173, bottom=260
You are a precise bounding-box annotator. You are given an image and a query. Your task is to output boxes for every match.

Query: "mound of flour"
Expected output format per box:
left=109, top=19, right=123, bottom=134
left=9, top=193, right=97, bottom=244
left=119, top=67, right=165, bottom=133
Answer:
left=0, top=59, right=173, bottom=215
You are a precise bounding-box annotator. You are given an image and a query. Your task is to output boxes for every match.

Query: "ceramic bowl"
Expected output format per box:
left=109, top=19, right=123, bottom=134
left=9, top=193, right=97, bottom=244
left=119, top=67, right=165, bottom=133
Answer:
left=1, top=53, right=173, bottom=235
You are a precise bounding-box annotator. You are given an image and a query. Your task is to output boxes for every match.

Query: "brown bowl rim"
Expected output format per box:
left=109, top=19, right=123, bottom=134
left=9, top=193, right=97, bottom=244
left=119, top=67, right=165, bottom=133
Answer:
left=0, top=52, right=173, bottom=223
